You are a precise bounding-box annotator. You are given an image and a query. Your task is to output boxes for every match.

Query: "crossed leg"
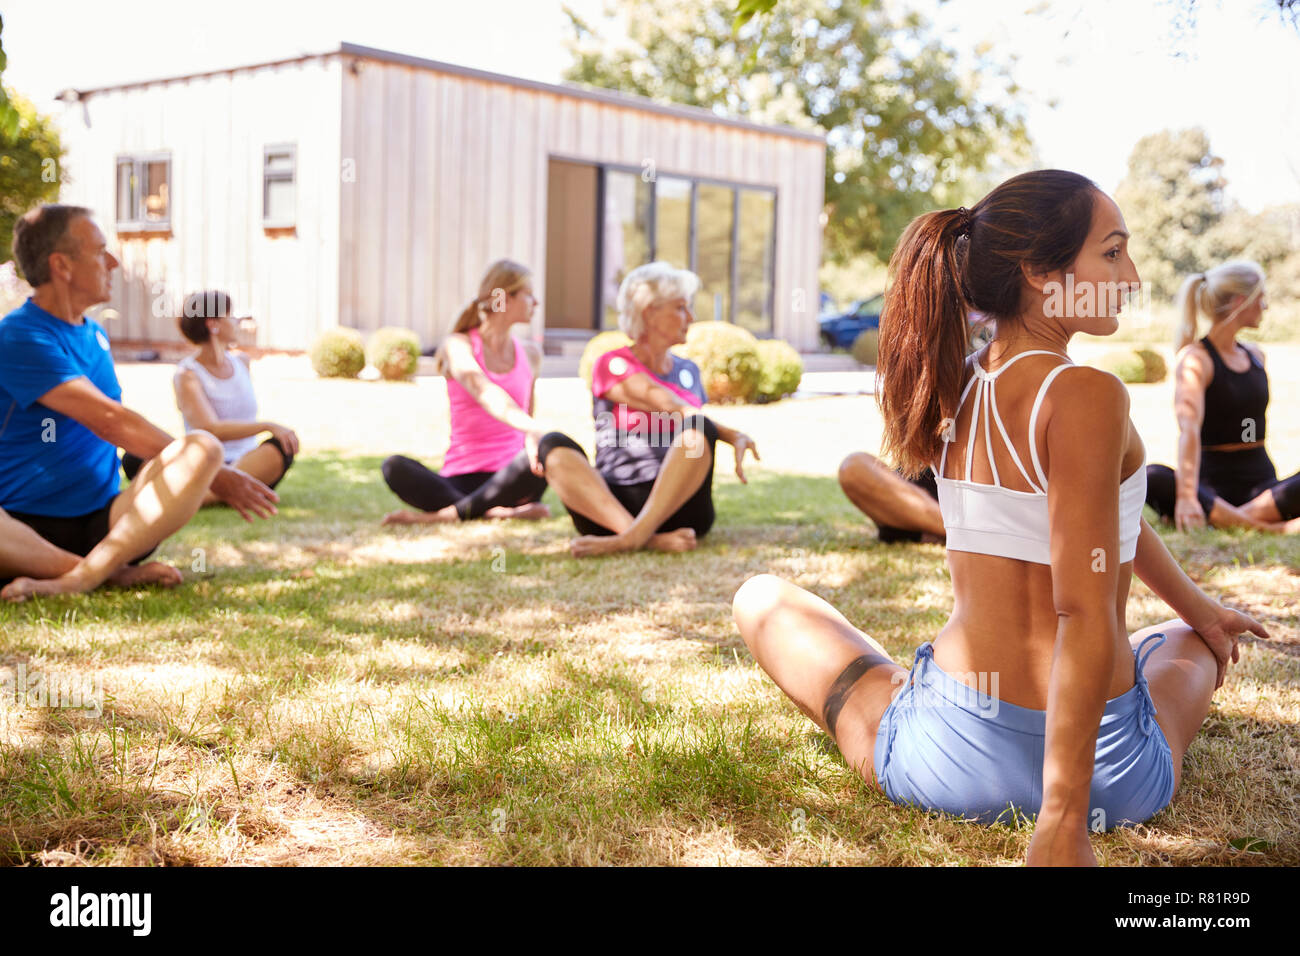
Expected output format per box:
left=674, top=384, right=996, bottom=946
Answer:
left=1, top=432, right=223, bottom=602
left=1126, top=620, right=1224, bottom=795
left=732, top=573, right=908, bottom=784
left=838, top=452, right=945, bottom=543
left=541, top=425, right=712, bottom=558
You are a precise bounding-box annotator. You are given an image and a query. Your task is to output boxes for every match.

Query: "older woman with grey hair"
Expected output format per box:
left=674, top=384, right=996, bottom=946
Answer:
left=538, top=261, right=759, bottom=557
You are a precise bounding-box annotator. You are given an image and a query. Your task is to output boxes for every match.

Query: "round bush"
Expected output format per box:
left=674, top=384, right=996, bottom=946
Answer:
left=755, top=339, right=803, bottom=403
left=851, top=328, right=880, bottom=367
left=673, top=322, right=761, bottom=404
left=1095, top=347, right=1167, bottom=384
left=1136, top=347, right=1168, bottom=383
left=311, top=327, right=365, bottom=379
left=367, top=326, right=421, bottom=381
left=578, top=330, right=633, bottom=388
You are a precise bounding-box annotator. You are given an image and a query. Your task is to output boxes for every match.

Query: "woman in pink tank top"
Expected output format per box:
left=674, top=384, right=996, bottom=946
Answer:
left=381, top=260, right=554, bottom=525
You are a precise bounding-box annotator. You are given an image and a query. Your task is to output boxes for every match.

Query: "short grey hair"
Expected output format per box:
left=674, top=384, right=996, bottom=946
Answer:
left=616, top=261, right=700, bottom=340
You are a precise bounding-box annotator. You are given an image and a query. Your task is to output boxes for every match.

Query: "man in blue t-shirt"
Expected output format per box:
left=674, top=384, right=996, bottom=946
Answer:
left=0, top=205, right=279, bottom=602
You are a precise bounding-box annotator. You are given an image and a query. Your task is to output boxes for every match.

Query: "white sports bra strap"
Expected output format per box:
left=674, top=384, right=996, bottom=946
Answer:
left=1028, top=363, right=1076, bottom=489
left=986, top=379, right=1043, bottom=493
left=940, top=374, right=980, bottom=474
left=981, top=381, right=1000, bottom=486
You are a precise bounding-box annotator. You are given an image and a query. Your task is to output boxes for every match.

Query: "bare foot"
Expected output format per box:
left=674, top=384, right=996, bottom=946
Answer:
left=483, top=503, right=551, bottom=521
left=570, top=532, right=637, bottom=558
left=1, top=574, right=89, bottom=603
left=382, top=508, right=456, bottom=526
left=107, top=561, right=183, bottom=589
left=571, top=527, right=696, bottom=557
left=647, top=528, right=697, bottom=553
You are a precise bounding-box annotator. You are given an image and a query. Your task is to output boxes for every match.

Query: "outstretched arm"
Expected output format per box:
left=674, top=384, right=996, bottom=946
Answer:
left=1172, top=347, right=1211, bottom=530
left=39, top=378, right=277, bottom=521
left=442, top=334, right=541, bottom=435
left=174, top=369, right=299, bottom=456
left=1030, top=368, right=1129, bottom=866
left=603, top=372, right=760, bottom=482
left=1133, top=518, right=1269, bottom=687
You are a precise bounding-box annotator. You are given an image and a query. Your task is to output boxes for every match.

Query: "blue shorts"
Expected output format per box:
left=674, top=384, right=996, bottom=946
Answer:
left=873, top=633, right=1176, bottom=830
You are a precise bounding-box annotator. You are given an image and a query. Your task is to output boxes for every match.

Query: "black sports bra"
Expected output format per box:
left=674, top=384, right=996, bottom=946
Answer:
left=1199, top=337, right=1268, bottom=446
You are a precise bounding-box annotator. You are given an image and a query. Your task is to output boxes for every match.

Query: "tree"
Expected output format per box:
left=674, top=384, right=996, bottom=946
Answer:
left=1114, top=129, right=1227, bottom=301
left=1115, top=128, right=1298, bottom=305
left=0, top=88, right=63, bottom=265
left=563, top=0, right=1029, bottom=263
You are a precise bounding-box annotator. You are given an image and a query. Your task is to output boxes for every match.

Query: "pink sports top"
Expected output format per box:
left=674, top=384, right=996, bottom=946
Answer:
left=934, top=350, right=1146, bottom=565
left=440, top=327, right=533, bottom=476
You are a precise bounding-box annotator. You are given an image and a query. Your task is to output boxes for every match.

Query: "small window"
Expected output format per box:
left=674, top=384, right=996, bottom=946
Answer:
left=114, top=153, right=171, bottom=232
left=263, top=144, right=296, bottom=228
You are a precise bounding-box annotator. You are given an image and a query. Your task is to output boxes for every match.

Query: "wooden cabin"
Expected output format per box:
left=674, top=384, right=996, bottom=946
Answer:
left=57, top=43, right=827, bottom=352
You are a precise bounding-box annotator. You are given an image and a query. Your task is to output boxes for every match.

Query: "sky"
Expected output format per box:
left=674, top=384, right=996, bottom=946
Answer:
left=4, top=0, right=1298, bottom=213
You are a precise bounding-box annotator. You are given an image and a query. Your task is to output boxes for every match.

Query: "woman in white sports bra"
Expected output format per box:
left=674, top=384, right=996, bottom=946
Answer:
left=123, top=291, right=297, bottom=502
left=733, top=170, right=1269, bottom=866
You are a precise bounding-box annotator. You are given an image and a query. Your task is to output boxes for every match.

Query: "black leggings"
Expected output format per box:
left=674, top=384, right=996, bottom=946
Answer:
left=121, top=437, right=295, bottom=490
left=537, top=418, right=718, bottom=537
left=1146, top=446, right=1300, bottom=522
left=382, top=449, right=547, bottom=520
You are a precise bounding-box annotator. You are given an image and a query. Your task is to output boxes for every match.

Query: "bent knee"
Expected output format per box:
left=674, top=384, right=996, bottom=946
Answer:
left=838, top=451, right=880, bottom=491
left=537, top=431, right=584, bottom=466
left=732, top=573, right=794, bottom=629
left=183, top=430, right=224, bottom=468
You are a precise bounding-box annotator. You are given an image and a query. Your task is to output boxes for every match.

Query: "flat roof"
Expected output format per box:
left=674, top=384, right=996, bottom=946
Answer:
left=63, top=42, right=825, bottom=145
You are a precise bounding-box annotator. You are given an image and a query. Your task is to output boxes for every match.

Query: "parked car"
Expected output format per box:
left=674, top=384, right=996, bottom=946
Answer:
left=823, top=293, right=998, bottom=355
left=819, top=293, right=884, bottom=350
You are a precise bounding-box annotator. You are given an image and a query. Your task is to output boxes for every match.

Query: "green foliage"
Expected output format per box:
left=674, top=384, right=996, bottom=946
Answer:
left=673, top=321, right=761, bottom=403
left=563, top=0, right=1028, bottom=264
left=366, top=326, right=420, bottom=381
left=310, top=328, right=365, bottom=379
left=0, top=88, right=64, bottom=265
left=754, top=338, right=802, bottom=402
left=578, top=330, right=633, bottom=388
left=1094, top=347, right=1167, bottom=384
left=1115, top=129, right=1300, bottom=308
left=851, top=328, right=879, bottom=367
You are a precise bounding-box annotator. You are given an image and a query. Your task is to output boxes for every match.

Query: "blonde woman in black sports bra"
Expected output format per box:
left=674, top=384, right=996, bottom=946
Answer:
left=1145, top=261, right=1300, bottom=532
left=733, top=171, right=1269, bottom=866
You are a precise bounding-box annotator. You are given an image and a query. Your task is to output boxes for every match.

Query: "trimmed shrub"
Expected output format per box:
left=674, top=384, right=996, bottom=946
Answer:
left=367, top=326, right=421, bottom=381
left=578, top=330, right=633, bottom=388
left=755, top=339, right=803, bottom=403
left=1136, top=347, right=1168, bottom=383
left=1095, top=347, right=1168, bottom=384
left=851, top=328, right=880, bottom=367
left=310, top=327, right=365, bottom=379
left=673, top=321, right=761, bottom=404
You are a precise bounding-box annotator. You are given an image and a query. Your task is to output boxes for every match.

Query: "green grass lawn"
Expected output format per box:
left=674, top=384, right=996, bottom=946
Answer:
left=2, top=451, right=1297, bottom=866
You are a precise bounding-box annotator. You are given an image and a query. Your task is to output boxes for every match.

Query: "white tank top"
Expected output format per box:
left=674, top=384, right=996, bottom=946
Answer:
left=174, top=353, right=260, bottom=464
left=934, top=350, right=1146, bottom=565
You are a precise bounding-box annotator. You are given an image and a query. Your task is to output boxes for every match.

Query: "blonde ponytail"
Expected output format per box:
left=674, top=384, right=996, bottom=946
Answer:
left=1174, top=260, right=1266, bottom=353
left=1174, top=273, right=1207, bottom=353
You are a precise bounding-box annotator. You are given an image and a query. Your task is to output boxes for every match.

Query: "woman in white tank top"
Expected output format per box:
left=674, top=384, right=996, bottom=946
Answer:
left=137, top=291, right=298, bottom=500
left=733, top=172, right=1270, bottom=866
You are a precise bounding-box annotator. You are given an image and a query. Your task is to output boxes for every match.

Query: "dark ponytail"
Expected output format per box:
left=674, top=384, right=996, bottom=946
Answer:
left=878, top=169, right=1099, bottom=477
left=878, top=210, right=971, bottom=477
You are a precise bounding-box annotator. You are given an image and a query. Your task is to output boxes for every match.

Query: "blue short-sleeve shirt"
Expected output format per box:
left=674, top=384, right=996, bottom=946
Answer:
left=0, top=299, right=122, bottom=516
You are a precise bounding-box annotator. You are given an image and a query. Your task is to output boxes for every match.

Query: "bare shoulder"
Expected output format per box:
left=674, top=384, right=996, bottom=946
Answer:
left=1052, top=364, right=1130, bottom=420
left=1174, top=341, right=1213, bottom=386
